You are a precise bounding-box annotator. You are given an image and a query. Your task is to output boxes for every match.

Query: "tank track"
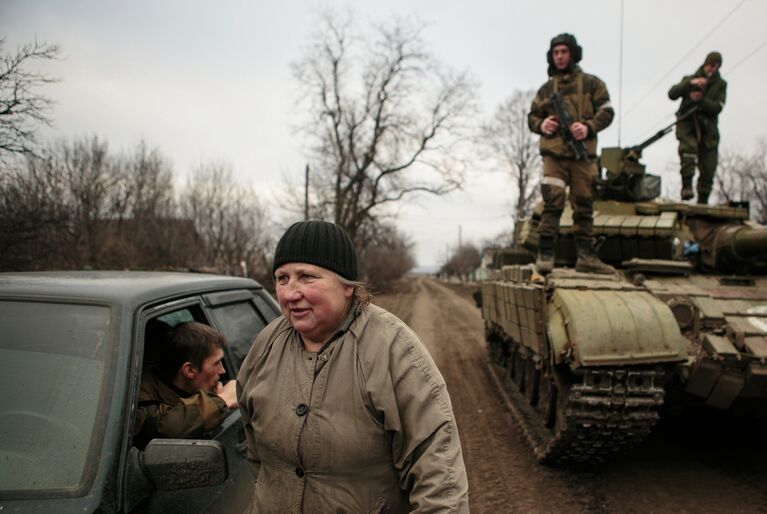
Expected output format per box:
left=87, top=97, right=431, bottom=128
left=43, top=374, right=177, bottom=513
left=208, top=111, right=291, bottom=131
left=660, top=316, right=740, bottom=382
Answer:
left=488, top=329, right=666, bottom=464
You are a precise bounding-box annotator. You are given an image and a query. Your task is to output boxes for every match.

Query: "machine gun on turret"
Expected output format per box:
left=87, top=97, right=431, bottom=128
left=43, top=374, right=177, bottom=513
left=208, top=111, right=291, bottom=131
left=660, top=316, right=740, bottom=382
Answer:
left=597, top=107, right=698, bottom=202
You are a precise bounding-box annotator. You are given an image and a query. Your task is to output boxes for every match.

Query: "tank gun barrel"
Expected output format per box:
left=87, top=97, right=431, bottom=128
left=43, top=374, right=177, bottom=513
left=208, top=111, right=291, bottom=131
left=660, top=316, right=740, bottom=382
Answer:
left=708, top=225, right=767, bottom=272
left=731, top=226, right=767, bottom=261
left=631, top=106, right=698, bottom=156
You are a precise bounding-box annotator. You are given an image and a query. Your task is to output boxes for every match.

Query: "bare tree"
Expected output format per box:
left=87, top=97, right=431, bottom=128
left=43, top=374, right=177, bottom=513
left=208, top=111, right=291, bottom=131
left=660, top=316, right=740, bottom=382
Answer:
left=103, top=142, right=186, bottom=268
left=0, top=157, right=69, bottom=270
left=180, top=162, right=273, bottom=280
left=714, top=139, right=767, bottom=223
left=0, top=137, right=197, bottom=271
left=0, top=38, right=60, bottom=163
left=292, top=10, right=478, bottom=249
left=47, top=136, right=118, bottom=267
left=441, top=243, right=481, bottom=280
left=357, top=222, right=415, bottom=291
left=1, top=136, right=127, bottom=269
left=480, top=90, right=541, bottom=240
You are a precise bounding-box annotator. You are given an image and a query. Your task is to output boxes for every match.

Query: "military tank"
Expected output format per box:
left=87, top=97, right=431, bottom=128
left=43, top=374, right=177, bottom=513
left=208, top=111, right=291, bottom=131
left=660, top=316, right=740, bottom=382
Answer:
left=481, top=131, right=767, bottom=464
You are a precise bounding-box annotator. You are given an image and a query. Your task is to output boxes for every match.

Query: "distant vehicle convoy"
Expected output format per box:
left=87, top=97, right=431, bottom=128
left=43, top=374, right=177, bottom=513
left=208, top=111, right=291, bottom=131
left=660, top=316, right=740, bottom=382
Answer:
left=480, top=140, right=767, bottom=464
left=0, top=271, right=280, bottom=513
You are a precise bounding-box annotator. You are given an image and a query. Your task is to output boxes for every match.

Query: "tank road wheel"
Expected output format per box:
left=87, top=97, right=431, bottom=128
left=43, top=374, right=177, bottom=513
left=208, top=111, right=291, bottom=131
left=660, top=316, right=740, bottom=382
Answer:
left=552, top=371, right=572, bottom=435
left=536, top=370, right=557, bottom=428
left=500, top=340, right=511, bottom=368
left=489, top=337, right=503, bottom=366
left=508, top=344, right=519, bottom=380
left=524, top=360, right=539, bottom=406
left=513, top=349, right=527, bottom=393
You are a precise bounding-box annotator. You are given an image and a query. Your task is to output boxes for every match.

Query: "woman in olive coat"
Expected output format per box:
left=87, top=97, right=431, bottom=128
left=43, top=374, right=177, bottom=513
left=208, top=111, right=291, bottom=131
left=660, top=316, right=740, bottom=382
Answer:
left=237, top=220, right=469, bottom=513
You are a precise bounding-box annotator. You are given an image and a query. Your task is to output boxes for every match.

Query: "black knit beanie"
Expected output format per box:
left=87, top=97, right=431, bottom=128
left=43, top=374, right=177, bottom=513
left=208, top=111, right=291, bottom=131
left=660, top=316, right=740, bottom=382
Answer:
left=273, top=220, right=358, bottom=280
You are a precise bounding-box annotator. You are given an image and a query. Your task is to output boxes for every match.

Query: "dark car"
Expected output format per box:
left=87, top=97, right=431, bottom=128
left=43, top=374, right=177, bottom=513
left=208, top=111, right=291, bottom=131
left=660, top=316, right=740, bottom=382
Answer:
left=0, top=271, right=280, bottom=513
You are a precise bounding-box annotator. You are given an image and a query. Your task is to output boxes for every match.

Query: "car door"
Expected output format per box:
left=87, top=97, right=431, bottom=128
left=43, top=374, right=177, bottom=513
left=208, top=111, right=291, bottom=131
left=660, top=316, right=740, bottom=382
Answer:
left=199, top=288, right=279, bottom=514
left=127, top=288, right=278, bottom=514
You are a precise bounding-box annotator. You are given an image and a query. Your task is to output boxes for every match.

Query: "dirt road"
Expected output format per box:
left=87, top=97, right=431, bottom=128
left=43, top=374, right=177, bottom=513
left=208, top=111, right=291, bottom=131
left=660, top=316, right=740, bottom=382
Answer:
left=374, top=277, right=767, bottom=514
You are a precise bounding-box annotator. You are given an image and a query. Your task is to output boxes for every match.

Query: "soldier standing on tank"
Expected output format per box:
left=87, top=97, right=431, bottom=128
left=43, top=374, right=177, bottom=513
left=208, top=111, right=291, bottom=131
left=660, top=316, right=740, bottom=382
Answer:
left=668, top=51, right=727, bottom=205
left=528, top=33, right=615, bottom=275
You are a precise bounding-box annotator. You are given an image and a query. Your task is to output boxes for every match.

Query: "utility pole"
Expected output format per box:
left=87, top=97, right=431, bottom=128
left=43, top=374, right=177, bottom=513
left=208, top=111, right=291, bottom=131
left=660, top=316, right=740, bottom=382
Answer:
left=458, top=224, right=462, bottom=248
left=304, top=164, right=309, bottom=220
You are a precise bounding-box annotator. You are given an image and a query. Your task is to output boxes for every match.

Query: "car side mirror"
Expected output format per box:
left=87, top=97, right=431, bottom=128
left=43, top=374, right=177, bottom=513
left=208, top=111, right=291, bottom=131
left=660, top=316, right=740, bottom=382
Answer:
left=124, top=439, right=228, bottom=511
left=144, top=439, right=228, bottom=490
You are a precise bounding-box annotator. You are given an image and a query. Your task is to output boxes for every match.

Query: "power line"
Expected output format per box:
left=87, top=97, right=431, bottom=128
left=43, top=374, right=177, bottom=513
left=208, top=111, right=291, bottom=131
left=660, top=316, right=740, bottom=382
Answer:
left=727, top=37, right=767, bottom=73
left=622, top=0, right=747, bottom=122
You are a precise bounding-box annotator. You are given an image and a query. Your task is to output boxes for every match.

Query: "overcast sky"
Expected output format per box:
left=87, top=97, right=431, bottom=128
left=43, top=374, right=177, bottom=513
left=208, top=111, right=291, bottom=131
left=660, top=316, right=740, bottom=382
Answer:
left=3, top=0, right=765, bottom=267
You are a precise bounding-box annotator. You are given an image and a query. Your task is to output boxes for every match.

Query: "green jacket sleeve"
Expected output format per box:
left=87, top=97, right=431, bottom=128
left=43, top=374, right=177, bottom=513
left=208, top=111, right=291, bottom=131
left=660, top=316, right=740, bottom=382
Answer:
left=134, top=373, right=227, bottom=444
left=528, top=83, right=550, bottom=135
left=699, top=80, right=726, bottom=116
left=154, top=392, right=226, bottom=437
left=374, top=328, right=469, bottom=513
left=584, top=76, right=614, bottom=135
left=668, top=75, right=694, bottom=100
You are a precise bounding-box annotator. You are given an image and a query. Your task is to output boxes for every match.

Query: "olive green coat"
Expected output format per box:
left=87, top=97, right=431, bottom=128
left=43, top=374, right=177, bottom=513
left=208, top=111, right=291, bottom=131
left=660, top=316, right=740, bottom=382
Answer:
left=668, top=67, right=727, bottom=150
left=236, top=303, right=469, bottom=514
left=133, top=371, right=228, bottom=450
left=528, top=66, right=615, bottom=159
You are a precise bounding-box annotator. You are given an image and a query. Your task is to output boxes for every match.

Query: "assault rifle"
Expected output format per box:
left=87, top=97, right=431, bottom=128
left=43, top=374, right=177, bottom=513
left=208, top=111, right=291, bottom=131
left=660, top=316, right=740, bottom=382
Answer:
left=548, top=91, right=589, bottom=161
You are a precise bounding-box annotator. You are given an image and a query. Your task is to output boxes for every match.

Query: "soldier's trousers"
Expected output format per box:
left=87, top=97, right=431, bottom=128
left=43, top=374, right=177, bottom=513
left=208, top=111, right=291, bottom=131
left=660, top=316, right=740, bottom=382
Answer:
left=538, top=156, right=596, bottom=239
left=677, top=134, right=718, bottom=196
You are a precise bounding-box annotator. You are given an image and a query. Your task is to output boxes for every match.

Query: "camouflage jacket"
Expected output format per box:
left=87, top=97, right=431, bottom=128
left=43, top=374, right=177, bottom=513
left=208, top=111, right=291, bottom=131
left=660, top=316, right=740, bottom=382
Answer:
left=668, top=67, right=727, bottom=148
left=528, top=66, right=615, bottom=159
left=132, top=370, right=228, bottom=450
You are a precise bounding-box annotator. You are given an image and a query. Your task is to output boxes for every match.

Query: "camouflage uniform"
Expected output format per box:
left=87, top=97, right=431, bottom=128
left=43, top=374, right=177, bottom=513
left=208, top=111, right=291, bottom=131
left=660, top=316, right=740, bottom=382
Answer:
left=668, top=53, right=727, bottom=203
left=528, top=66, right=614, bottom=238
left=527, top=33, right=615, bottom=275
left=132, top=370, right=228, bottom=450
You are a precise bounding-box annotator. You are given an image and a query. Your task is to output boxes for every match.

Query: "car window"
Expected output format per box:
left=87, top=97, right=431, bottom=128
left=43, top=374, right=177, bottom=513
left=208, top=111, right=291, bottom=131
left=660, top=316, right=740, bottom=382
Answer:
left=209, top=301, right=268, bottom=370
left=0, top=300, right=113, bottom=496
left=253, top=291, right=280, bottom=321
left=157, top=309, right=197, bottom=326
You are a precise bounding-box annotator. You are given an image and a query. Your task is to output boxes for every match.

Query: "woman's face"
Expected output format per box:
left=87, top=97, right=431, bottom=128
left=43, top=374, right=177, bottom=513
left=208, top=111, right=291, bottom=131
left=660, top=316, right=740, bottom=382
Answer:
left=274, top=262, right=354, bottom=348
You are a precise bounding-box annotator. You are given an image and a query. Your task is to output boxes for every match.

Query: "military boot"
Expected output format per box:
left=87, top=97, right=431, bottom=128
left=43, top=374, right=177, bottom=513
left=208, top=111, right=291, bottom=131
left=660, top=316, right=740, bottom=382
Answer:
left=535, top=234, right=556, bottom=275
left=697, top=190, right=710, bottom=205
left=680, top=176, right=694, bottom=201
left=575, top=237, right=615, bottom=274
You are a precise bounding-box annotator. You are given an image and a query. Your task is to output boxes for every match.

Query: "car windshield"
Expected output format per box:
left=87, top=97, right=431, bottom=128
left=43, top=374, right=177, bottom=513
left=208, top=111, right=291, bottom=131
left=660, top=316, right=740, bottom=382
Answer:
left=0, top=300, right=112, bottom=496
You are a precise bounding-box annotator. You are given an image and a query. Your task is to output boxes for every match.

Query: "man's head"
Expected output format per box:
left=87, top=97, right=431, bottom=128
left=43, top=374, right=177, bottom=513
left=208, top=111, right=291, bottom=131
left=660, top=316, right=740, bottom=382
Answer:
left=158, top=321, right=227, bottom=393
left=547, top=33, right=582, bottom=74
left=703, top=51, right=722, bottom=75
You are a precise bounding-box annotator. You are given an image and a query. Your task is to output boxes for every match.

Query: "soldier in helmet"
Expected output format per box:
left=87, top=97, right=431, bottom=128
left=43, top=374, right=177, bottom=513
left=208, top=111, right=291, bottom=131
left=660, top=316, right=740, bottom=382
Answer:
left=668, top=51, right=727, bottom=205
left=528, top=33, right=615, bottom=275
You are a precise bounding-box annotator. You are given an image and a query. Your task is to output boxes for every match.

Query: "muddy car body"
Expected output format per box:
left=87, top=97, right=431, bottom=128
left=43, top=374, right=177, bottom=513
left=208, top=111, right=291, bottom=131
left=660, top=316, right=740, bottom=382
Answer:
left=0, top=271, right=280, bottom=513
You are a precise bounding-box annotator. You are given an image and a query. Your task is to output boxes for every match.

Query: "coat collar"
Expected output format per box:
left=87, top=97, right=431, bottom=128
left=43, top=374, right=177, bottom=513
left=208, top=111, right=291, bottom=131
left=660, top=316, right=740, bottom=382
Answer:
left=314, top=299, right=361, bottom=354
